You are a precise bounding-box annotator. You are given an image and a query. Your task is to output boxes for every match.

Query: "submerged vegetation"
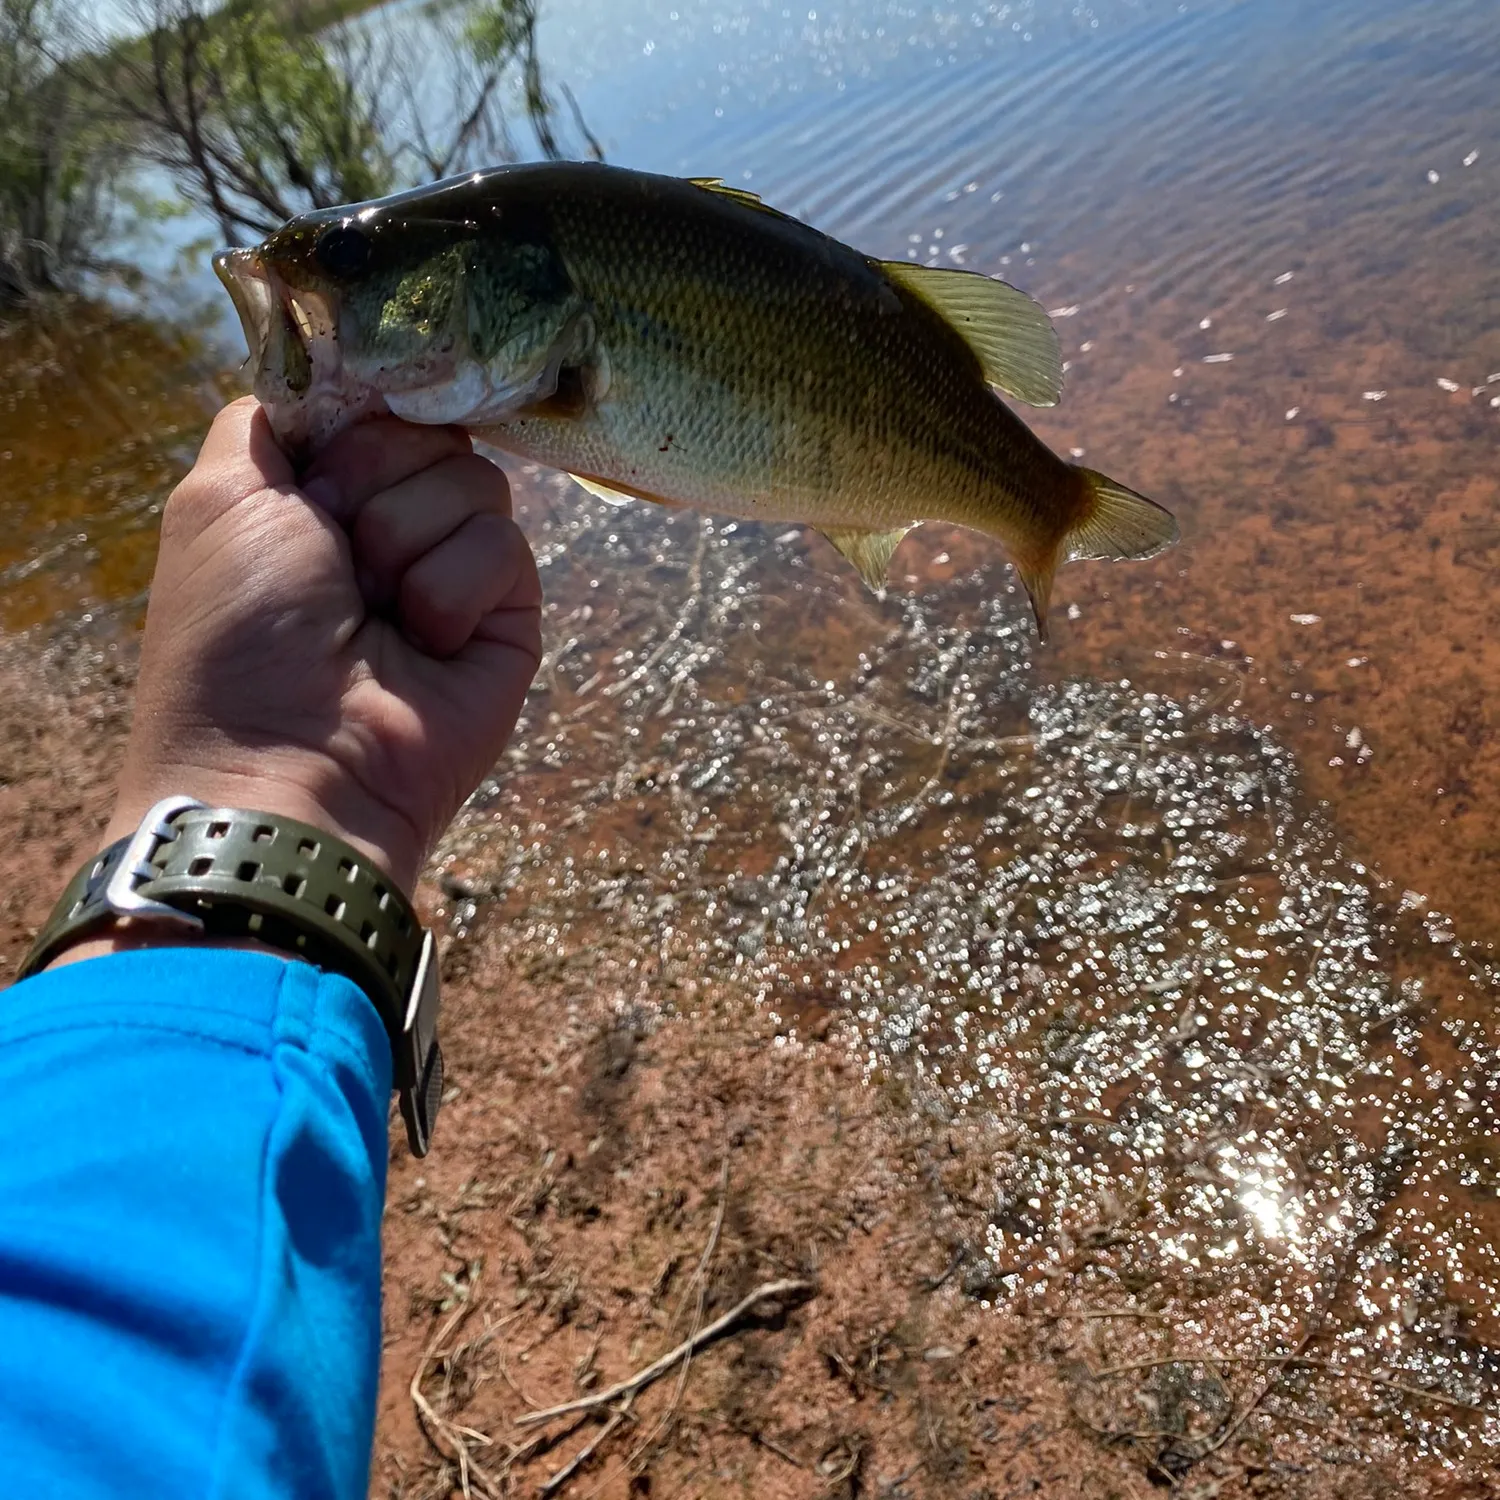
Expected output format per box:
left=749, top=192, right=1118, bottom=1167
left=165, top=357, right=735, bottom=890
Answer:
left=0, top=0, right=598, bottom=307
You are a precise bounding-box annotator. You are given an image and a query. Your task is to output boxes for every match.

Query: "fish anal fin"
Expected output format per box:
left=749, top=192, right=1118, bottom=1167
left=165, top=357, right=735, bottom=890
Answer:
left=1014, top=555, right=1056, bottom=644
left=877, top=261, right=1063, bottom=407
left=1014, top=468, right=1177, bottom=642
left=818, top=524, right=915, bottom=592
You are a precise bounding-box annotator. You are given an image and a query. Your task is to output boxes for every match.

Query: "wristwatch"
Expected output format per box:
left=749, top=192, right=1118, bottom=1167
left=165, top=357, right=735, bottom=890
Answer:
left=15, top=796, right=444, bottom=1156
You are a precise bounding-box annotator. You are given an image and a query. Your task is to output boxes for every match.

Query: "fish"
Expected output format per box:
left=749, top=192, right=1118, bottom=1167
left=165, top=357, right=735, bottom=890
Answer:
left=213, top=161, right=1178, bottom=636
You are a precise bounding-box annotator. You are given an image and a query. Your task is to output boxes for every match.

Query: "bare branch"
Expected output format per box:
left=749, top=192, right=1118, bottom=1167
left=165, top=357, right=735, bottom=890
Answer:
left=515, top=1279, right=817, bottom=1430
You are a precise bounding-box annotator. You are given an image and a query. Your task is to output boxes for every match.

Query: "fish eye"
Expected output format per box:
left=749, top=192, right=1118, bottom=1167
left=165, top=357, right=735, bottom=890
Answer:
left=314, top=225, right=372, bottom=279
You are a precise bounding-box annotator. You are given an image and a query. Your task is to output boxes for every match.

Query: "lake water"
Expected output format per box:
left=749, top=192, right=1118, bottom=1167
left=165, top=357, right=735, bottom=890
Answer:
left=4, top=0, right=1499, bottom=1473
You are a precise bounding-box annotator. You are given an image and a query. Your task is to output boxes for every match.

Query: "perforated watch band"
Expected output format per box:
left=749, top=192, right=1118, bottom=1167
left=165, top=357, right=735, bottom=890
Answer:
left=16, top=796, right=444, bottom=1155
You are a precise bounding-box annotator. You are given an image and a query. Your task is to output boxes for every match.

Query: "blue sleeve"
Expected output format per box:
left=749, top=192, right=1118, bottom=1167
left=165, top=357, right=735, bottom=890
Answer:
left=0, top=948, right=393, bottom=1500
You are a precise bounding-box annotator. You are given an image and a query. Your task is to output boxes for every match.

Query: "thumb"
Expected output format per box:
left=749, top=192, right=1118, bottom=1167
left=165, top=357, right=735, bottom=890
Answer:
left=163, top=398, right=297, bottom=541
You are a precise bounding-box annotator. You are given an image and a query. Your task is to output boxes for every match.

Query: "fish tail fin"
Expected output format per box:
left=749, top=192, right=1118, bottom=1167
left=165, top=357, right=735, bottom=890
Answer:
left=1005, top=467, right=1178, bottom=641
left=1066, top=467, right=1180, bottom=565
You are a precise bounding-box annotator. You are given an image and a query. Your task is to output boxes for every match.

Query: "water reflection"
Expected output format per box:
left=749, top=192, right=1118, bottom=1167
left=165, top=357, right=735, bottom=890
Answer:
left=437, top=477, right=1500, bottom=1464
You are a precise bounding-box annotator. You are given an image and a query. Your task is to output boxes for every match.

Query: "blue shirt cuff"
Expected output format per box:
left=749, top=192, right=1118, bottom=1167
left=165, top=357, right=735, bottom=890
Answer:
left=0, top=947, right=393, bottom=1500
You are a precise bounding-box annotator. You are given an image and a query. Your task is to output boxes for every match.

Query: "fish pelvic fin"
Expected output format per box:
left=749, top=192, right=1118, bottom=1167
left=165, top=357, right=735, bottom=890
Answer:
left=1005, top=468, right=1177, bottom=642
left=569, top=473, right=638, bottom=507
left=565, top=471, right=683, bottom=509
left=818, top=524, right=915, bottom=592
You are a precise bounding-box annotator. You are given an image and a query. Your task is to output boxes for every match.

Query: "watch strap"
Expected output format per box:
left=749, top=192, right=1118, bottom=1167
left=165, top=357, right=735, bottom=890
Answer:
left=16, top=797, right=443, bottom=1155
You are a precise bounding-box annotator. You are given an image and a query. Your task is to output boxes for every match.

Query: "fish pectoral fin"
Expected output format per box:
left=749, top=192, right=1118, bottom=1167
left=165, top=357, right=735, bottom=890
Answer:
left=876, top=261, right=1063, bottom=407
left=817, top=524, right=915, bottom=592
left=514, top=324, right=613, bottom=422
left=520, top=362, right=590, bottom=420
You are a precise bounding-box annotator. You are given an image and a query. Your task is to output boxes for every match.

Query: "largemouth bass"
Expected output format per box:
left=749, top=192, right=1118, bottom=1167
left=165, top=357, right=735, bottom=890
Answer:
left=214, top=162, right=1178, bottom=635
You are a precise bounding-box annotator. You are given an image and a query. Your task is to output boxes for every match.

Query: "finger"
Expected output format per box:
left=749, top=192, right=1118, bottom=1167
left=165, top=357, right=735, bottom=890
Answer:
left=351, top=453, right=513, bottom=608
left=165, top=398, right=296, bottom=538
left=469, top=531, right=544, bottom=664
left=193, top=396, right=292, bottom=489
left=301, top=416, right=472, bottom=524
left=397, top=513, right=541, bottom=660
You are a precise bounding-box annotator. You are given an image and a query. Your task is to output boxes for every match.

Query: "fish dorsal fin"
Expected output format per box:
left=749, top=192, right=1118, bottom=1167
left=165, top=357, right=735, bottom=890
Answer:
left=568, top=472, right=639, bottom=507
left=876, top=262, right=1063, bottom=407
left=688, top=177, right=775, bottom=212
left=687, top=178, right=809, bottom=228
left=817, top=524, right=915, bottom=592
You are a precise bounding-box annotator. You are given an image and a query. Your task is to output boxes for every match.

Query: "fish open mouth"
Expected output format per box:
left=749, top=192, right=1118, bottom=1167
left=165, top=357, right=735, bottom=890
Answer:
left=213, top=243, right=389, bottom=456
left=211, top=246, right=338, bottom=391
left=212, top=247, right=276, bottom=368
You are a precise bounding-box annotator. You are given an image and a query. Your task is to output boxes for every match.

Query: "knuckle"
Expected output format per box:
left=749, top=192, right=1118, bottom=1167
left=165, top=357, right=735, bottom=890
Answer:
left=484, top=512, right=527, bottom=552
left=400, top=579, right=463, bottom=638
left=158, top=479, right=200, bottom=545
left=450, top=510, right=510, bottom=559
left=350, top=503, right=399, bottom=566
left=448, top=453, right=511, bottom=508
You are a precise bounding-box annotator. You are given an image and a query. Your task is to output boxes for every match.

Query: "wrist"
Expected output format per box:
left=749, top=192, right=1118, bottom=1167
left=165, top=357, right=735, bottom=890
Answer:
left=45, top=781, right=370, bottom=973
left=23, top=794, right=446, bottom=1154
left=43, top=929, right=290, bottom=973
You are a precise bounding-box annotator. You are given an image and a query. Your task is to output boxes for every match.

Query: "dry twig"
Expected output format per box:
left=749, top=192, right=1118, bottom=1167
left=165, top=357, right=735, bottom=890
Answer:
left=539, top=1395, right=635, bottom=1496
left=637, top=1150, right=733, bottom=1469
left=1192, top=1326, right=1315, bottom=1461
left=524, top=1160, right=803, bottom=1498
left=410, top=1283, right=509, bottom=1500
left=516, top=1279, right=816, bottom=1430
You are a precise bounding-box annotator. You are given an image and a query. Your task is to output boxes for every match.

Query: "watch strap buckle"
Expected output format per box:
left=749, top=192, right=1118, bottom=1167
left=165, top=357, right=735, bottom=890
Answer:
left=103, top=795, right=209, bottom=928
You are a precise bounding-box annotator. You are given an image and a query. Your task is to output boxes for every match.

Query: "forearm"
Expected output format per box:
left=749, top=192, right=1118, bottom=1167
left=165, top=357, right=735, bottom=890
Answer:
left=0, top=948, right=392, bottom=1500
left=0, top=397, right=537, bottom=1496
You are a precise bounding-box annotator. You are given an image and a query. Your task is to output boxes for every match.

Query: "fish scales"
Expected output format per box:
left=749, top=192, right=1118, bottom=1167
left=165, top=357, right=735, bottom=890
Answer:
left=497, top=170, right=1059, bottom=536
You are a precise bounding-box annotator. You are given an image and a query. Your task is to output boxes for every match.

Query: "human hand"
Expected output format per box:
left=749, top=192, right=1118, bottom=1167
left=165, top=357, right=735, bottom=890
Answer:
left=101, top=396, right=541, bottom=896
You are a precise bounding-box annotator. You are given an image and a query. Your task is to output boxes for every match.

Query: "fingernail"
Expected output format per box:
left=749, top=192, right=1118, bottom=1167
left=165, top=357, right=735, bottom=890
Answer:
left=303, top=474, right=341, bottom=515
